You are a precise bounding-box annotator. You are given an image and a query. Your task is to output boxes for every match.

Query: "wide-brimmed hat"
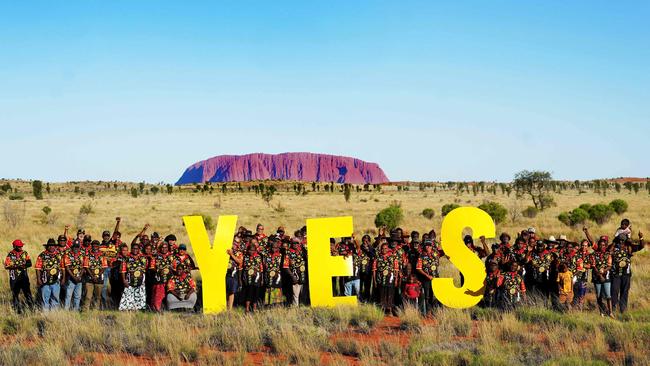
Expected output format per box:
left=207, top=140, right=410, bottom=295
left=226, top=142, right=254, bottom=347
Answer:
left=547, top=236, right=557, bottom=243
left=44, top=238, right=57, bottom=247
left=558, top=235, right=568, bottom=241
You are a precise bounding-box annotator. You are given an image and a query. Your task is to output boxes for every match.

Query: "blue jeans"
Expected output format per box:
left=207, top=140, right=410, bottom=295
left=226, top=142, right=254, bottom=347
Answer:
left=595, top=282, right=611, bottom=299
left=102, top=268, right=111, bottom=302
left=65, top=281, right=83, bottom=311
left=41, top=283, right=61, bottom=311
left=344, top=278, right=361, bottom=297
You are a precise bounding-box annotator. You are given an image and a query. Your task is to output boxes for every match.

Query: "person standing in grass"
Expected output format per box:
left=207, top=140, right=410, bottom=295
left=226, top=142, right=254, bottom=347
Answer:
left=556, top=263, right=573, bottom=312
left=373, top=242, right=400, bottom=316
left=4, top=239, right=34, bottom=313
left=344, top=235, right=362, bottom=298
left=283, top=237, right=307, bottom=306
left=263, top=236, right=284, bottom=307
left=109, top=244, right=128, bottom=309
left=35, top=239, right=65, bottom=311
left=525, top=240, right=553, bottom=301
left=226, top=240, right=243, bottom=310
left=149, top=241, right=175, bottom=312
left=570, top=238, right=591, bottom=310
left=415, top=241, right=440, bottom=314
left=83, top=240, right=107, bottom=311
left=242, top=240, right=264, bottom=312
left=610, top=232, right=644, bottom=314
left=119, top=243, right=148, bottom=311
left=500, top=262, right=526, bottom=310
left=358, top=235, right=375, bottom=303
left=63, top=242, right=85, bottom=311
left=166, top=263, right=197, bottom=311
left=483, top=261, right=503, bottom=308
left=402, top=273, right=421, bottom=309
left=589, top=236, right=613, bottom=317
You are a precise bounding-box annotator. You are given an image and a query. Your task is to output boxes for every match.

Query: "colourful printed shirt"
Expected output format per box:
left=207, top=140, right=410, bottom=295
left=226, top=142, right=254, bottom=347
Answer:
left=485, top=270, right=504, bottom=297
left=501, top=271, right=526, bottom=300
left=283, top=248, right=307, bottom=284
left=4, top=250, right=31, bottom=280
left=529, top=250, right=553, bottom=281
left=264, top=251, right=283, bottom=287
left=373, top=254, right=400, bottom=286
left=611, top=247, right=632, bottom=277
left=166, top=274, right=196, bottom=298
left=590, top=251, right=611, bottom=283
left=174, top=253, right=197, bottom=272
left=35, top=250, right=65, bottom=285
left=227, top=247, right=243, bottom=277
left=83, top=251, right=108, bottom=284
left=63, top=250, right=85, bottom=282
left=150, top=252, right=175, bottom=284
left=416, top=252, right=440, bottom=278
left=121, top=253, right=148, bottom=287
left=242, top=252, right=264, bottom=286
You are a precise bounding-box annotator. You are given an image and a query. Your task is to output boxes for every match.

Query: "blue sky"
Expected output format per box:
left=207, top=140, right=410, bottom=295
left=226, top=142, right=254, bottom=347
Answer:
left=1, top=1, right=648, bottom=183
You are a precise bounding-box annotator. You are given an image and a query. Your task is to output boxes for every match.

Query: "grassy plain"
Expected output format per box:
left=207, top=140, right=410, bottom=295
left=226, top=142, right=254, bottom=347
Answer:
left=1, top=180, right=650, bottom=365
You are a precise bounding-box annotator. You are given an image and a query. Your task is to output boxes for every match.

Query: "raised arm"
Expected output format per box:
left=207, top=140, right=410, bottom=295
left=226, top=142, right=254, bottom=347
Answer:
left=583, top=227, right=594, bottom=246
left=112, top=217, right=121, bottom=238
left=131, top=223, right=150, bottom=245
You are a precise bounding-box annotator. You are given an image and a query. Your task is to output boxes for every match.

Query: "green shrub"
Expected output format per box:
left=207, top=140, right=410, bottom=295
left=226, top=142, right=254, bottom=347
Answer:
left=374, top=202, right=403, bottom=230
left=32, top=180, right=43, bottom=200
left=130, top=188, right=139, bottom=198
left=79, top=203, right=94, bottom=215
left=588, top=203, right=614, bottom=225
left=558, top=208, right=589, bottom=227
left=441, top=203, right=460, bottom=217
left=421, top=208, right=435, bottom=220
left=522, top=206, right=538, bottom=218
left=191, top=213, right=216, bottom=231
left=579, top=203, right=592, bottom=211
left=609, top=199, right=628, bottom=215
left=478, top=201, right=508, bottom=224
left=8, top=193, right=24, bottom=200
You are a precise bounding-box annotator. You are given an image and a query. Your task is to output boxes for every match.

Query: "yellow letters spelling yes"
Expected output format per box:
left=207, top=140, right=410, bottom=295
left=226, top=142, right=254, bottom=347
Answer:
left=183, top=207, right=493, bottom=314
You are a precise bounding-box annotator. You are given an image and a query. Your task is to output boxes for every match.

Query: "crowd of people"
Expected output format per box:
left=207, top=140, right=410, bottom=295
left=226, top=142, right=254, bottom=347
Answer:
left=3, top=217, right=646, bottom=318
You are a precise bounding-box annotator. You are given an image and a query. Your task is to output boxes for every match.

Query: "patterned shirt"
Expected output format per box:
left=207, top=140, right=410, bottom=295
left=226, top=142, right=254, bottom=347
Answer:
left=373, top=253, right=400, bottom=286
left=611, top=247, right=632, bottom=277
left=264, top=251, right=283, bottom=288
left=501, top=271, right=526, bottom=300
left=121, top=253, right=148, bottom=287
left=150, top=252, right=175, bottom=284
left=589, top=250, right=611, bottom=283
left=4, top=249, right=31, bottom=280
left=242, top=253, right=264, bottom=286
left=35, top=250, right=65, bottom=285
left=83, top=251, right=108, bottom=284
left=63, top=250, right=85, bottom=283
left=166, top=274, right=196, bottom=297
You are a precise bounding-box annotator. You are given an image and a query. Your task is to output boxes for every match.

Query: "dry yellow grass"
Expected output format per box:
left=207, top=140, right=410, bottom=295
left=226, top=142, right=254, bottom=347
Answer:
left=1, top=180, right=650, bottom=365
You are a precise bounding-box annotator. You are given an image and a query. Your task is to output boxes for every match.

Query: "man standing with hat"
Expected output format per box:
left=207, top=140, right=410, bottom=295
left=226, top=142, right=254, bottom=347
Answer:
left=4, top=239, right=34, bottom=313
left=35, top=239, right=66, bottom=311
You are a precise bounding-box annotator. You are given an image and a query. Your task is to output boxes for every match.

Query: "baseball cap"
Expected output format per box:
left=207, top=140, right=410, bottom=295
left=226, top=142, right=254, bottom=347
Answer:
left=178, top=244, right=187, bottom=250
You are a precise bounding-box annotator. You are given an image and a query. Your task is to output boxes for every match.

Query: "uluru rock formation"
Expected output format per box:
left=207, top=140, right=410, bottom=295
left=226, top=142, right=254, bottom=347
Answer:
left=175, top=153, right=389, bottom=185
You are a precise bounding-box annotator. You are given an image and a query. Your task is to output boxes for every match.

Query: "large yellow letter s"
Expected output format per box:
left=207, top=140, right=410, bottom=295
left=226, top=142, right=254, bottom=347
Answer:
left=431, top=207, right=495, bottom=308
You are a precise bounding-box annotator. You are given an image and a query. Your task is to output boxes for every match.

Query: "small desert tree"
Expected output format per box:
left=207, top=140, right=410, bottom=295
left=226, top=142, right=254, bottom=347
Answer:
left=32, top=180, right=44, bottom=200
left=343, top=184, right=352, bottom=202
left=513, top=170, right=554, bottom=210
left=261, top=185, right=276, bottom=207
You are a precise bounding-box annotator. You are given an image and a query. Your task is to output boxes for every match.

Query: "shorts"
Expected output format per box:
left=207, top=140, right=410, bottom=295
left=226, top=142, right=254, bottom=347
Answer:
left=226, top=276, right=239, bottom=294
left=559, top=292, right=574, bottom=304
